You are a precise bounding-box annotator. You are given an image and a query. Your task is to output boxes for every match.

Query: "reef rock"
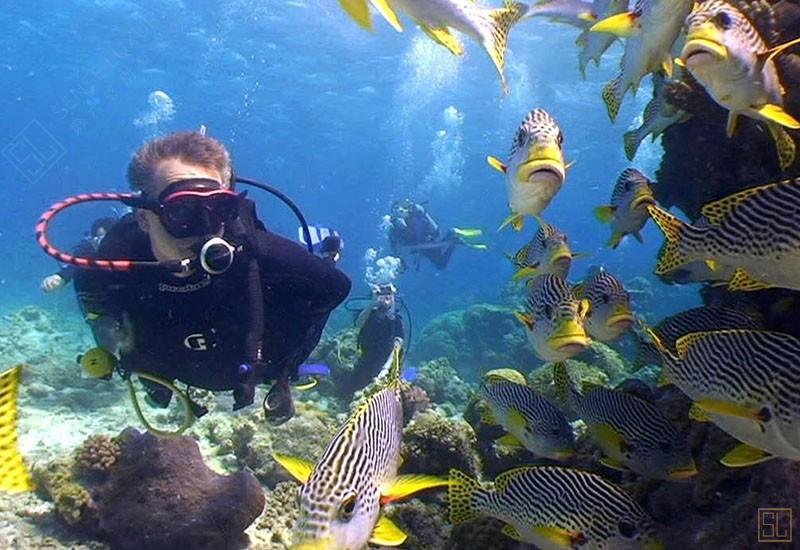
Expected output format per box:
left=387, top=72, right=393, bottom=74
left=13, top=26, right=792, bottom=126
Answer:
left=35, top=428, right=265, bottom=550
left=401, top=410, right=482, bottom=478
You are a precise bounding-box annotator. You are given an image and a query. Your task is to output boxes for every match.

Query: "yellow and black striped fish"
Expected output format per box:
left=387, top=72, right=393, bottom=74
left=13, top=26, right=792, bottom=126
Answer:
left=574, top=267, right=635, bottom=342
left=594, top=168, right=655, bottom=249
left=647, top=328, right=800, bottom=467
left=273, top=339, right=447, bottom=549
left=623, top=74, right=690, bottom=160
left=1, top=365, right=33, bottom=493
left=553, top=363, right=697, bottom=480
left=648, top=177, right=800, bottom=292
left=507, top=222, right=580, bottom=280
left=479, top=378, right=575, bottom=460
left=515, top=274, right=591, bottom=362
left=449, top=465, right=664, bottom=549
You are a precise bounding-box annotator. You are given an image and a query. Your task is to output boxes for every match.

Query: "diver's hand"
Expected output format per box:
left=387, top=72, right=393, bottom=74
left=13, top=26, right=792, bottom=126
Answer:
left=41, top=274, right=66, bottom=293
left=263, top=378, right=295, bottom=424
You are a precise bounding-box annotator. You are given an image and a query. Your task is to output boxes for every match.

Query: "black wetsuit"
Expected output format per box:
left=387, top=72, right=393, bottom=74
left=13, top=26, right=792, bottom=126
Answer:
left=342, top=305, right=404, bottom=393
left=73, top=197, right=351, bottom=401
left=56, top=238, right=100, bottom=284
left=389, top=205, right=458, bottom=270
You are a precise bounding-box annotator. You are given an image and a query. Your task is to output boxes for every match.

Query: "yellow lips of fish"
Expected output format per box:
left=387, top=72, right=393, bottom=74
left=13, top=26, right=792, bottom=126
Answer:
left=631, top=189, right=656, bottom=210
left=517, top=142, right=565, bottom=184
left=682, top=24, right=728, bottom=64
left=547, top=242, right=573, bottom=268
left=547, top=318, right=590, bottom=355
left=606, top=303, right=634, bottom=330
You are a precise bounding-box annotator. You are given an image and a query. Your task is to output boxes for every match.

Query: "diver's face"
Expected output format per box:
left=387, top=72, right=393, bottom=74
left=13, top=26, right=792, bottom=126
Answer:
left=136, top=158, right=226, bottom=265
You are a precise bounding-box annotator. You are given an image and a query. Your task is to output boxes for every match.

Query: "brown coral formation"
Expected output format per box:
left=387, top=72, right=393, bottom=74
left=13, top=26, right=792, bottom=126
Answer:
left=401, top=410, right=482, bottom=478
left=75, top=435, right=120, bottom=473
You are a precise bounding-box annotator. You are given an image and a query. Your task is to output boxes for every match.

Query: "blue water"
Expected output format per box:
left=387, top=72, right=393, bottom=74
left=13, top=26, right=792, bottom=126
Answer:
left=1, top=0, right=700, bottom=324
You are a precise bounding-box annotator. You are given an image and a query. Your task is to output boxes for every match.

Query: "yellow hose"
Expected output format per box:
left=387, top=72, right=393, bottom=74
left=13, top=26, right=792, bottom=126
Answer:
left=126, top=372, right=196, bottom=438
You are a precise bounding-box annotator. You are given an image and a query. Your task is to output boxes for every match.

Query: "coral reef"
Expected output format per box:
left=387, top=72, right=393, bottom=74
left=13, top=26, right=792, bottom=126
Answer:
left=527, top=359, right=610, bottom=403
left=381, top=500, right=450, bottom=550
left=415, top=304, right=540, bottom=381
left=250, top=481, right=300, bottom=549
left=35, top=428, right=265, bottom=550
left=414, top=357, right=473, bottom=411
left=401, top=410, right=482, bottom=478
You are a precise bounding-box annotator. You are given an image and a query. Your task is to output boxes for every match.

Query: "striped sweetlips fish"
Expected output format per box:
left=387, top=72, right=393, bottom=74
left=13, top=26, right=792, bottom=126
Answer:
left=274, top=339, right=447, bottom=549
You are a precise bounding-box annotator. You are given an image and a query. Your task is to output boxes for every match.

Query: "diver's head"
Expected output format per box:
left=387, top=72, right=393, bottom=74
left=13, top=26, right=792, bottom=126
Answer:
left=127, top=131, right=235, bottom=264
left=391, top=198, right=415, bottom=219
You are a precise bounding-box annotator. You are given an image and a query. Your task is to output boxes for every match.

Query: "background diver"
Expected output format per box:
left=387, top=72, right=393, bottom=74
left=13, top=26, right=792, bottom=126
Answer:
left=385, top=198, right=487, bottom=271
left=39, top=130, right=351, bottom=428
left=40, top=217, right=117, bottom=293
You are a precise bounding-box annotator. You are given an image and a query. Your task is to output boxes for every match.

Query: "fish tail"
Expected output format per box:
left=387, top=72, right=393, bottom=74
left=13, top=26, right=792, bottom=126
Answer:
left=767, top=122, right=797, bottom=171
left=623, top=129, right=641, bottom=161
left=448, top=469, right=485, bottom=524
left=0, top=366, right=34, bottom=492
left=647, top=205, right=691, bottom=275
left=484, top=1, right=528, bottom=94
left=602, top=75, right=625, bottom=123
left=338, top=0, right=373, bottom=30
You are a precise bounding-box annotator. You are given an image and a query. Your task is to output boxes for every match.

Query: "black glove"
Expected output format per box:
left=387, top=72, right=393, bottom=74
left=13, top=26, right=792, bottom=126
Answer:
left=263, top=378, right=294, bottom=423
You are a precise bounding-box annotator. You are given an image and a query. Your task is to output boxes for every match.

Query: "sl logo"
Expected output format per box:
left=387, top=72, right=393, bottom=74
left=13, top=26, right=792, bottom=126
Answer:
left=183, top=333, right=209, bottom=351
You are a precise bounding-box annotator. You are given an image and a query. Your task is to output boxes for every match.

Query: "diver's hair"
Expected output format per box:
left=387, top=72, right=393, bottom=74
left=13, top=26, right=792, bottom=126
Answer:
left=127, top=131, right=233, bottom=195
left=90, top=217, right=118, bottom=236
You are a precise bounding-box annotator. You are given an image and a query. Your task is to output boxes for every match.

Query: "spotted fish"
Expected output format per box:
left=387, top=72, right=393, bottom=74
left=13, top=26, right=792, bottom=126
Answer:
left=339, top=0, right=528, bottom=93
left=623, top=73, right=690, bottom=160
left=647, top=328, right=800, bottom=467
left=489, top=109, right=569, bottom=230
left=479, top=379, right=575, bottom=459
left=653, top=216, right=737, bottom=284
left=635, top=305, right=761, bottom=367
left=0, top=365, right=33, bottom=493
left=574, top=267, right=635, bottom=341
left=576, top=0, right=627, bottom=77
left=648, top=177, right=800, bottom=291
left=449, top=466, right=664, bottom=549
left=507, top=222, right=582, bottom=280
left=515, top=274, right=591, bottom=362
left=554, top=363, right=697, bottom=480
left=593, top=168, right=656, bottom=249
left=679, top=0, right=800, bottom=169
left=591, top=0, right=693, bottom=122
left=273, top=339, right=447, bottom=549
left=525, top=0, right=597, bottom=29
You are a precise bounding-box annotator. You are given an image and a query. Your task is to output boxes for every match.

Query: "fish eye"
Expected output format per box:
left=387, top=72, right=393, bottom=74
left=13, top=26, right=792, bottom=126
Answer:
left=338, top=494, right=357, bottom=522
left=618, top=519, right=638, bottom=538
left=601, top=294, right=611, bottom=304
left=543, top=304, right=553, bottom=318
left=556, top=130, right=564, bottom=146
left=714, top=11, right=732, bottom=29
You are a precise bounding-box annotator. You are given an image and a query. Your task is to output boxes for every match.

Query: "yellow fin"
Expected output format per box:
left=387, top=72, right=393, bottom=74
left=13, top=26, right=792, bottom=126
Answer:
left=497, top=433, right=524, bottom=447
left=661, top=55, right=673, bottom=78
left=720, top=443, right=774, bottom=467
left=485, top=2, right=529, bottom=94
left=760, top=36, right=800, bottom=67
left=727, top=268, right=772, bottom=292
left=726, top=111, right=739, bottom=137
left=381, top=474, right=450, bottom=503
left=533, top=524, right=585, bottom=546
left=623, top=130, right=640, bottom=160
left=339, top=0, right=373, bottom=30
left=593, top=205, right=615, bottom=223
left=369, top=514, right=407, bottom=546
left=657, top=368, right=671, bottom=387
left=448, top=469, right=482, bottom=524
left=512, top=265, right=539, bottom=280
left=688, top=402, right=711, bottom=422
left=514, top=311, right=534, bottom=330
left=647, top=204, right=691, bottom=274
left=600, top=455, right=629, bottom=471
left=272, top=453, right=315, bottom=484
left=700, top=183, right=777, bottom=225
left=602, top=75, right=624, bottom=122
left=590, top=11, right=638, bottom=37
left=452, top=227, right=484, bottom=238
left=369, top=0, right=403, bottom=32
left=502, top=524, right=523, bottom=541
left=0, top=365, right=34, bottom=492
left=499, top=212, right=524, bottom=232
left=593, top=422, right=631, bottom=455
left=694, top=398, right=769, bottom=421
left=705, top=259, right=718, bottom=271
left=506, top=408, right=528, bottom=432
left=754, top=104, right=800, bottom=130
left=767, top=122, right=797, bottom=170
left=487, top=155, right=508, bottom=173
left=607, top=232, right=623, bottom=249
left=417, top=21, right=464, bottom=55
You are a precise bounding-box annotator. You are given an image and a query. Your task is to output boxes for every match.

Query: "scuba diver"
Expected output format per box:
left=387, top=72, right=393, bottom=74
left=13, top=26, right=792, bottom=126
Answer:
left=37, top=130, right=351, bottom=431
left=40, top=217, right=117, bottom=293
left=300, top=225, right=344, bottom=265
left=340, top=282, right=405, bottom=394
left=385, top=198, right=486, bottom=271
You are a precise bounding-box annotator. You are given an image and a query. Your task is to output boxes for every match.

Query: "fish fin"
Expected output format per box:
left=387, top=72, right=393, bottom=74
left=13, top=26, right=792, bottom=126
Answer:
left=753, top=104, right=800, bottom=130
left=467, top=242, right=489, bottom=250
left=448, top=469, right=483, bottom=524
left=647, top=205, right=691, bottom=274
left=673, top=332, right=705, bottom=358
left=338, top=0, right=373, bottom=30
left=623, top=130, right=640, bottom=160
left=594, top=423, right=631, bottom=456
left=766, top=122, right=797, bottom=171
left=499, top=212, right=524, bottom=232
left=485, top=2, right=529, bottom=94
left=600, top=455, right=629, bottom=471
left=701, top=183, right=777, bottom=225
left=533, top=525, right=587, bottom=547
left=417, top=21, right=464, bottom=56
left=578, top=298, right=591, bottom=320
left=727, top=268, right=772, bottom=292
left=512, top=265, right=539, bottom=280
left=602, top=75, right=624, bottom=122
left=571, top=251, right=590, bottom=259
left=688, top=402, right=711, bottom=422
left=369, top=0, right=403, bottom=31
left=502, top=524, right=523, bottom=541
left=0, top=366, right=34, bottom=492
left=720, top=443, right=774, bottom=468
left=705, top=259, right=718, bottom=271
left=756, top=36, right=800, bottom=74
left=726, top=111, right=739, bottom=137
left=656, top=368, right=671, bottom=387
left=661, top=55, right=673, bottom=78
left=580, top=381, right=603, bottom=393
left=272, top=453, right=315, bottom=484
left=380, top=474, right=450, bottom=504
left=497, top=433, right=524, bottom=447
left=593, top=205, right=615, bottom=223
left=552, top=362, right=573, bottom=403
left=293, top=378, right=318, bottom=391
left=607, top=232, right=623, bottom=249
left=506, top=408, right=528, bottom=433
left=369, top=515, right=407, bottom=546
left=452, top=227, right=484, bottom=238
left=590, top=11, right=639, bottom=37
left=577, top=11, right=597, bottom=22
left=514, top=311, right=535, bottom=330
left=633, top=231, right=644, bottom=243
left=487, top=155, right=508, bottom=173
left=694, top=398, right=770, bottom=421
